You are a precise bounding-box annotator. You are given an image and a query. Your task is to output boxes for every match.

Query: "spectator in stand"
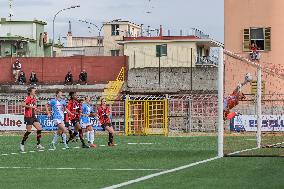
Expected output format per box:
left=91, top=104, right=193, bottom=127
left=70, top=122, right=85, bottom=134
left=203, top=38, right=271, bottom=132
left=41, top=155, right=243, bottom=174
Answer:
left=18, top=71, right=26, bottom=85
left=12, top=59, right=22, bottom=82
left=78, top=70, right=88, bottom=85
left=29, top=71, right=38, bottom=85
left=65, top=71, right=73, bottom=85
left=250, top=43, right=260, bottom=61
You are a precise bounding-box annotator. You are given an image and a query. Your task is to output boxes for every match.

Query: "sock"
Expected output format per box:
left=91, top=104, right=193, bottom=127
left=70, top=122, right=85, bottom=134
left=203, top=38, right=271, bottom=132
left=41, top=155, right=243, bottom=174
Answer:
left=68, top=130, right=73, bottom=138
left=89, top=130, right=95, bottom=144
left=62, top=133, right=67, bottom=145
left=83, top=131, right=88, bottom=142
left=86, top=131, right=90, bottom=142
left=52, top=133, right=59, bottom=144
left=109, top=133, right=114, bottom=143
left=73, top=131, right=78, bottom=140
left=78, top=129, right=85, bottom=145
left=21, top=131, right=31, bottom=145
left=67, top=130, right=74, bottom=142
left=36, top=130, right=42, bottom=145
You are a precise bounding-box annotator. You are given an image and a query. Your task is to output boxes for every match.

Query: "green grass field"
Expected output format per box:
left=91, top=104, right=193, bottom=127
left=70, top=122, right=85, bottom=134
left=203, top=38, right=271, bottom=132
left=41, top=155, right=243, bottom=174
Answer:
left=0, top=134, right=283, bottom=189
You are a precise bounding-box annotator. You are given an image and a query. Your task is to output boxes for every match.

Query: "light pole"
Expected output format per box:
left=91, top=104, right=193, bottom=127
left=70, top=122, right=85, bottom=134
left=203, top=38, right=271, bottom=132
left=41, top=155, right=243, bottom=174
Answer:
left=78, top=19, right=103, bottom=55
left=52, top=5, right=80, bottom=57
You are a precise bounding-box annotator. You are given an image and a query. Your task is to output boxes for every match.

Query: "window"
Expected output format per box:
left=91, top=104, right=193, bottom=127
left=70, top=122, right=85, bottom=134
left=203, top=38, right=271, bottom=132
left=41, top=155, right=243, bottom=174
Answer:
left=243, top=27, right=271, bottom=52
left=39, top=33, right=42, bottom=47
left=156, top=44, right=167, bottom=57
left=111, top=24, right=120, bottom=36
left=111, top=50, right=120, bottom=56
left=97, top=38, right=103, bottom=46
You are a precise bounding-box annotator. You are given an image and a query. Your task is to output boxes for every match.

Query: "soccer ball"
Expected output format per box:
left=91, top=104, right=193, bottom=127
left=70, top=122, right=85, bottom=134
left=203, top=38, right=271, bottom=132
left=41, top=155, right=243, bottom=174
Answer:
left=245, top=73, right=253, bottom=82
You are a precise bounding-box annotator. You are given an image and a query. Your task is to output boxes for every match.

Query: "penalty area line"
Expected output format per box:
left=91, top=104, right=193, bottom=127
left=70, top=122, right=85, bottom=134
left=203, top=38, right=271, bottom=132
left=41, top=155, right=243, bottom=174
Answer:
left=102, top=156, right=220, bottom=189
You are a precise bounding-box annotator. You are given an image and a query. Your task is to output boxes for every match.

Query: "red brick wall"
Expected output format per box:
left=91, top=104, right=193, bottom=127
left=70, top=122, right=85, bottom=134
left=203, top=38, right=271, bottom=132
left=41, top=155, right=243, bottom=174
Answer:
left=0, top=56, right=128, bottom=84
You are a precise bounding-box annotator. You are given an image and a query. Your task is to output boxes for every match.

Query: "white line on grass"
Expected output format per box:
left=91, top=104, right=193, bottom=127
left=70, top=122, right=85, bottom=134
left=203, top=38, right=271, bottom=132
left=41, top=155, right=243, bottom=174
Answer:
left=127, top=143, right=154, bottom=145
left=102, top=157, right=220, bottom=189
left=0, top=167, right=163, bottom=171
left=227, top=147, right=259, bottom=156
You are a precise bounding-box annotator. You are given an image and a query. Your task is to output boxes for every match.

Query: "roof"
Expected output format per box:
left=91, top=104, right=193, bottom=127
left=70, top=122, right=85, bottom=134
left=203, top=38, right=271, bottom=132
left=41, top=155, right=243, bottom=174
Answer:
left=0, top=18, right=47, bottom=25
left=121, top=36, right=223, bottom=48
left=0, top=35, right=36, bottom=42
left=63, top=36, right=103, bottom=40
left=103, top=19, right=141, bottom=28
left=123, top=36, right=200, bottom=41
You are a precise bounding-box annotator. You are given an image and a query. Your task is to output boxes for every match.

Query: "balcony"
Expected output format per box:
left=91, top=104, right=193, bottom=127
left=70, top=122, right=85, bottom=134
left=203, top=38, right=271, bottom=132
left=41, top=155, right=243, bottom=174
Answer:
left=196, top=56, right=217, bottom=66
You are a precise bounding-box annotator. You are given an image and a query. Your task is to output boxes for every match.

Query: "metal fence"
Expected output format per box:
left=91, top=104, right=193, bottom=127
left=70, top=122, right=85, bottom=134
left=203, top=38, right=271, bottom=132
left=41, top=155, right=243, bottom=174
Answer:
left=0, top=94, right=220, bottom=133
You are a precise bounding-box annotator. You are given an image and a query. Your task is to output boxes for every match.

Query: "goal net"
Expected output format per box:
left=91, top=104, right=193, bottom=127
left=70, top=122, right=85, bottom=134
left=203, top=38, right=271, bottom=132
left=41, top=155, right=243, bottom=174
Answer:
left=222, top=49, right=284, bottom=157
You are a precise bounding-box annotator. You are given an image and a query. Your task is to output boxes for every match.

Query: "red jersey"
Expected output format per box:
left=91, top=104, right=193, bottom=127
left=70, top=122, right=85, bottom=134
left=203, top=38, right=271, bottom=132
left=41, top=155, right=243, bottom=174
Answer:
left=66, top=99, right=81, bottom=120
left=97, top=105, right=111, bottom=124
left=24, top=96, right=37, bottom=118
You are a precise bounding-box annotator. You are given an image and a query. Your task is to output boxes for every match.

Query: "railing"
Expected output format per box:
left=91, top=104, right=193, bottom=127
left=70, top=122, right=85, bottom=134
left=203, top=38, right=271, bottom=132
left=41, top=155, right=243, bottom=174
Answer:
left=196, top=56, right=217, bottom=66
left=102, top=67, right=125, bottom=102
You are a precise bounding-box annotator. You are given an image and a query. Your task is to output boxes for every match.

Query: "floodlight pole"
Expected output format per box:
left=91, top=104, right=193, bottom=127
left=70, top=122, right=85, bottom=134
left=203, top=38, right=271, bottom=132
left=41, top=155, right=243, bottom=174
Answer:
left=52, top=5, right=80, bottom=57
left=256, top=66, right=262, bottom=148
left=217, top=48, right=224, bottom=158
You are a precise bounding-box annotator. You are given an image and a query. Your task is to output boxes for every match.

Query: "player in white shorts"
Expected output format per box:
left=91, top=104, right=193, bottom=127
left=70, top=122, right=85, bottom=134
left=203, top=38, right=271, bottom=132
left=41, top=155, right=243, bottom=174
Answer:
left=81, top=96, right=97, bottom=148
left=45, top=90, right=72, bottom=149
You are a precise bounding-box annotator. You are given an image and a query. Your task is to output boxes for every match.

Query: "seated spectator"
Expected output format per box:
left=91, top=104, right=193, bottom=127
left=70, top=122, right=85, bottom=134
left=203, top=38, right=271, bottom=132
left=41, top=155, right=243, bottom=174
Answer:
left=65, top=71, right=73, bottom=85
left=78, top=70, right=88, bottom=85
left=29, top=71, right=38, bottom=85
left=250, top=43, right=260, bottom=61
left=18, top=71, right=26, bottom=85
left=12, top=59, right=22, bottom=82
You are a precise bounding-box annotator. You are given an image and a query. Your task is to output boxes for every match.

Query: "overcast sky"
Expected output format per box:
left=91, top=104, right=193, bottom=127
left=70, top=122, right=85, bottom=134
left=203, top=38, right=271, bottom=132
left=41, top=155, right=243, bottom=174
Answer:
left=0, top=0, right=224, bottom=42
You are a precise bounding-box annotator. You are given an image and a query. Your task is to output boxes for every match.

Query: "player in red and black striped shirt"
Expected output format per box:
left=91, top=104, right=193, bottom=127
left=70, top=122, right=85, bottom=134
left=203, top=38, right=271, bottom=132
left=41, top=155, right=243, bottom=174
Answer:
left=66, top=92, right=88, bottom=148
left=97, top=98, right=115, bottom=146
left=20, top=87, right=44, bottom=152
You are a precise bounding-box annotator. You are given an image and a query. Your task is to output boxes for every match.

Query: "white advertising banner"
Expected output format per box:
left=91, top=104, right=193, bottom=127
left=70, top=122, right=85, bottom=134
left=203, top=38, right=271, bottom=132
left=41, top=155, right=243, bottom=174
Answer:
left=0, top=114, right=26, bottom=131
left=231, top=115, right=284, bottom=132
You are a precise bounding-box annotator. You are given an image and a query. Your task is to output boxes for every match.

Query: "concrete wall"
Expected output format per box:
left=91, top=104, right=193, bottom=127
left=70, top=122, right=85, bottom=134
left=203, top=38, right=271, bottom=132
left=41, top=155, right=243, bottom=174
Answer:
left=0, top=23, right=34, bottom=39
left=0, top=56, right=127, bottom=84
left=124, top=41, right=198, bottom=69
left=126, top=67, right=217, bottom=92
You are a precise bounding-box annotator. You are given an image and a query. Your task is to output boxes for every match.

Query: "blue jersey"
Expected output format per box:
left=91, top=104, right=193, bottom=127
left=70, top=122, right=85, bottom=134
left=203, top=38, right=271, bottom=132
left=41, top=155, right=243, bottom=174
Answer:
left=48, top=98, right=67, bottom=120
left=81, top=103, right=94, bottom=124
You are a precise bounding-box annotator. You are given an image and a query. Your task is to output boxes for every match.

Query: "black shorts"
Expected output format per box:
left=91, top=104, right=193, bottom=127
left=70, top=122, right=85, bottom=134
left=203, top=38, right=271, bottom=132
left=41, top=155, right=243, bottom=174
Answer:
left=71, top=119, right=80, bottom=127
left=65, top=121, right=71, bottom=128
left=101, top=123, right=111, bottom=131
left=24, top=117, right=39, bottom=125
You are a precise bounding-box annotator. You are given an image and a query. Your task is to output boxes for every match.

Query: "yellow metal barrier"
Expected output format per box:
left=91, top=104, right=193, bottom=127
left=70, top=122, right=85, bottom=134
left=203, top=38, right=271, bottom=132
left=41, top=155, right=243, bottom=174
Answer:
left=125, top=99, right=168, bottom=136
left=102, top=67, right=125, bottom=102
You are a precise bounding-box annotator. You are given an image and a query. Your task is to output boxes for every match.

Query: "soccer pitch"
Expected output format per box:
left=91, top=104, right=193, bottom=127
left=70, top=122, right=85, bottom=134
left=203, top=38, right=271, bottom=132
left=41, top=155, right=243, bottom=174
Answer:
left=0, top=134, right=283, bottom=189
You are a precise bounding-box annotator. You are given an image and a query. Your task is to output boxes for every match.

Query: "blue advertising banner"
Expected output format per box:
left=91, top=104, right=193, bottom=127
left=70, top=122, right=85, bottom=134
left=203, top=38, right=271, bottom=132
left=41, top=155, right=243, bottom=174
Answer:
left=230, top=115, right=284, bottom=132
left=37, top=115, right=103, bottom=131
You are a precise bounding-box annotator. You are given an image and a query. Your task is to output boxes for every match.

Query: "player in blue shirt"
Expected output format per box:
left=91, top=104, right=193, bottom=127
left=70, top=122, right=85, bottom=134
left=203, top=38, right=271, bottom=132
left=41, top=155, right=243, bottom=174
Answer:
left=81, top=96, right=97, bottom=148
left=45, top=90, right=72, bottom=149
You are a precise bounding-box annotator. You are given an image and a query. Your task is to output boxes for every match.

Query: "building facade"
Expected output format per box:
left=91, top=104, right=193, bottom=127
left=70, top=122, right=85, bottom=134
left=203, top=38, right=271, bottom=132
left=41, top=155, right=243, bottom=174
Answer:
left=61, top=21, right=104, bottom=56
left=103, top=19, right=141, bottom=56
left=0, top=18, right=52, bottom=57
left=225, top=0, right=281, bottom=94
left=121, top=35, right=219, bottom=93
